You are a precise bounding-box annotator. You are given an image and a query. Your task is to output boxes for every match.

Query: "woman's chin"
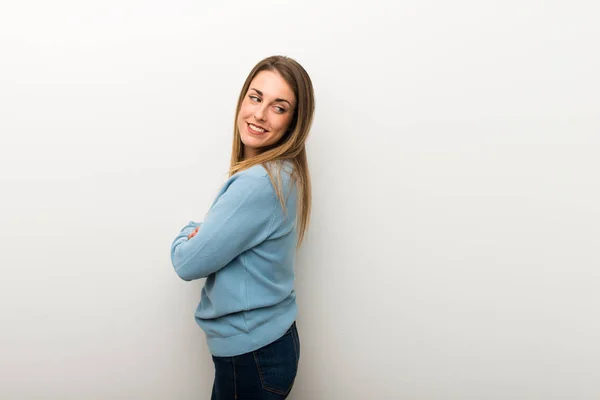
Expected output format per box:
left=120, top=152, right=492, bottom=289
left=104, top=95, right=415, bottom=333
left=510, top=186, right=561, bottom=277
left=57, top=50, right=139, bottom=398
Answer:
left=241, top=134, right=262, bottom=148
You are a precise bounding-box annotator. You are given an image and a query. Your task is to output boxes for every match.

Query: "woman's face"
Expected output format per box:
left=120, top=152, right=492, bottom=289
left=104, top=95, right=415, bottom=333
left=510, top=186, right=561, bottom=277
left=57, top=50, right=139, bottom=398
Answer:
left=237, top=70, right=296, bottom=159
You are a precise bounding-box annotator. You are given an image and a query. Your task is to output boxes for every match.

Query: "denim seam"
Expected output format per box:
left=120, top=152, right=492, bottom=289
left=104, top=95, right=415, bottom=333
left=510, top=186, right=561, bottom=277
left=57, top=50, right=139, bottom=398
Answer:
left=291, top=326, right=299, bottom=368
left=232, top=356, right=238, bottom=400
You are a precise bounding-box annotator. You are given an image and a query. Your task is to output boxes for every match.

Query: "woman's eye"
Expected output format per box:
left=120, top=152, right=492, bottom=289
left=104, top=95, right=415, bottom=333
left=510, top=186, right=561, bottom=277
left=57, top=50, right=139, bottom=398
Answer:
left=248, top=95, right=285, bottom=113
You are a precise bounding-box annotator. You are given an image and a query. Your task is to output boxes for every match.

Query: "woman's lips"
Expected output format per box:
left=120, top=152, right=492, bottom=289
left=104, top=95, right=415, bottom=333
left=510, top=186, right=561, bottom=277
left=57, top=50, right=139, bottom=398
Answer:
left=247, top=122, right=268, bottom=135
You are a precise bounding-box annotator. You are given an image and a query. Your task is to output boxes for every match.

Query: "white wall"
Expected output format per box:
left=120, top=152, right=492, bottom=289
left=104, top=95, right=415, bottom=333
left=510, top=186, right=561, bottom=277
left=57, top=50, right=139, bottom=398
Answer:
left=1, top=1, right=599, bottom=399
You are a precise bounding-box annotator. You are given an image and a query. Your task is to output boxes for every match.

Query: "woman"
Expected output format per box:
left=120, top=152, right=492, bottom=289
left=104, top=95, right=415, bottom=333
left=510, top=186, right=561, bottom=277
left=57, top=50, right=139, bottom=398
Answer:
left=170, top=55, right=315, bottom=399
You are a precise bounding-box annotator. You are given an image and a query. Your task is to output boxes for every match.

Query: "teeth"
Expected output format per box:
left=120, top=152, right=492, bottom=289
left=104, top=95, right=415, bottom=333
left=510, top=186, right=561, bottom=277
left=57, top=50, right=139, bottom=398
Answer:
left=249, top=123, right=266, bottom=132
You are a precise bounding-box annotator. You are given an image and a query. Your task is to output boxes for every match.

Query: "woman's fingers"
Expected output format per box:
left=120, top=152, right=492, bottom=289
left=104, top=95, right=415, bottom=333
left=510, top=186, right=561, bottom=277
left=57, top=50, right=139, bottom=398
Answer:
left=188, top=226, right=200, bottom=239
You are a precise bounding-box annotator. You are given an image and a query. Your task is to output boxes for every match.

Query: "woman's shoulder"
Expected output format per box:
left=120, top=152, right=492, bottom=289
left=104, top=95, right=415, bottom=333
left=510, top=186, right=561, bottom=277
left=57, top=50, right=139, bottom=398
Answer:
left=238, top=160, right=294, bottom=180
left=236, top=161, right=296, bottom=198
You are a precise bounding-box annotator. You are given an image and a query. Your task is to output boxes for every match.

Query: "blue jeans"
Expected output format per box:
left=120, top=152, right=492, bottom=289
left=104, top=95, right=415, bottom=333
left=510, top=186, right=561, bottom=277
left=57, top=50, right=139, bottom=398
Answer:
left=211, top=321, right=300, bottom=400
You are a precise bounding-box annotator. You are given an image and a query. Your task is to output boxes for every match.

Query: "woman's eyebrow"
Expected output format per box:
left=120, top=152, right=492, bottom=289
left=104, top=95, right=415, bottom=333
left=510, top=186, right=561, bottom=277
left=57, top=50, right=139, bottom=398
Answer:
left=250, top=88, right=291, bottom=106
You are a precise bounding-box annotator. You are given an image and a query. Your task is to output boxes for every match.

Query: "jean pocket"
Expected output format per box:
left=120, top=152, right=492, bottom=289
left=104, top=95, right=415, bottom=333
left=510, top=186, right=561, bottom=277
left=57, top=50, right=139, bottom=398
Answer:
left=252, top=328, right=298, bottom=396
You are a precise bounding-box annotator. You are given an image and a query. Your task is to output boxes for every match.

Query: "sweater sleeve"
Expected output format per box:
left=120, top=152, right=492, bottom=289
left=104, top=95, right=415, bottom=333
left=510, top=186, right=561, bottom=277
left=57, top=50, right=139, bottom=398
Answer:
left=170, top=174, right=276, bottom=281
left=170, top=220, right=202, bottom=254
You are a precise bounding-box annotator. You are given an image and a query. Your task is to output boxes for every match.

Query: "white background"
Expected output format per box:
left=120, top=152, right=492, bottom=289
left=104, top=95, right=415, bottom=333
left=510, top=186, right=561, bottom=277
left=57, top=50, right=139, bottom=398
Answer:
left=1, top=1, right=599, bottom=399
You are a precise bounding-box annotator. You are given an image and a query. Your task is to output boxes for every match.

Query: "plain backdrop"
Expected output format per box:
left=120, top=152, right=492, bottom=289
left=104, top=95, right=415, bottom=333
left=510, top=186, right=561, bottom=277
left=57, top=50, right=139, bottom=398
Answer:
left=1, top=1, right=599, bottom=399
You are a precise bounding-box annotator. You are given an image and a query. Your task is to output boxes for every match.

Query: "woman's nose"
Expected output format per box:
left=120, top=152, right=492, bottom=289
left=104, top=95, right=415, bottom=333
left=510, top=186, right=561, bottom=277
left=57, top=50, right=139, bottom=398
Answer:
left=254, top=106, right=267, bottom=121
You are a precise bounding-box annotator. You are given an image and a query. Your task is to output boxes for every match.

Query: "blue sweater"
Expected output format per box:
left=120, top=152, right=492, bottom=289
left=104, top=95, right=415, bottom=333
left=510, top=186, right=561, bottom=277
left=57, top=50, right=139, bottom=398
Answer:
left=170, top=161, right=298, bottom=357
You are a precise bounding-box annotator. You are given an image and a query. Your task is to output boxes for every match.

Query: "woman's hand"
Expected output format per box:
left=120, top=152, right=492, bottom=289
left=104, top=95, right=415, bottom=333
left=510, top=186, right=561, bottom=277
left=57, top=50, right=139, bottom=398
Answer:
left=188, top=226, right=200, bottom=239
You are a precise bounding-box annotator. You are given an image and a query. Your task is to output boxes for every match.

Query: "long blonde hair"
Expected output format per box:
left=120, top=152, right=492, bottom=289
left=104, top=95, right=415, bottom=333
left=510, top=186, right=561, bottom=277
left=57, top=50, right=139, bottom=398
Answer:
left=228, top=55, right=315, bottom=250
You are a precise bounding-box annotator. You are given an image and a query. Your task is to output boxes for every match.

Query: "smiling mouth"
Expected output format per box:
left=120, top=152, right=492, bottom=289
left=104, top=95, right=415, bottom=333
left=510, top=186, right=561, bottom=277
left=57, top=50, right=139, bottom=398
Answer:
left=247, top=123, right=268, bottom=134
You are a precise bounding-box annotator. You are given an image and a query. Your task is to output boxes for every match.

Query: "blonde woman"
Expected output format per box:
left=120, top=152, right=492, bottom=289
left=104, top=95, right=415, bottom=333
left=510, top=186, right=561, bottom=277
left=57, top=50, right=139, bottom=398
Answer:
left=170, top=55, right=315, bottom=399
